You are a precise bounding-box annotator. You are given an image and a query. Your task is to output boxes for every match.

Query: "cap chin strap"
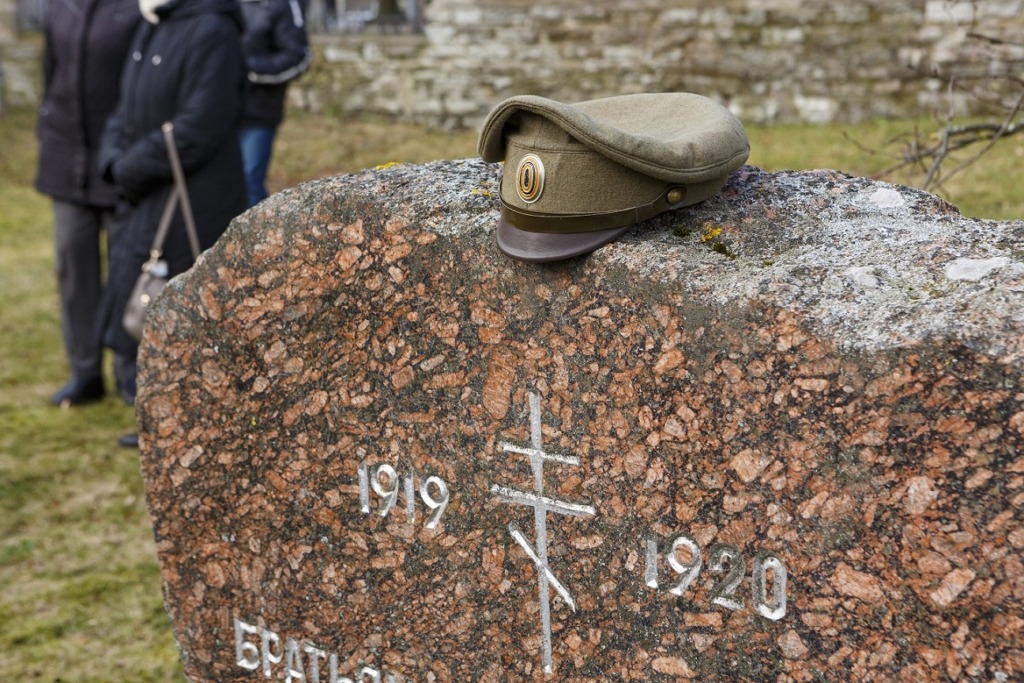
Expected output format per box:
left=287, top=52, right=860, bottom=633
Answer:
left=500, top=186, right=686, bottom=235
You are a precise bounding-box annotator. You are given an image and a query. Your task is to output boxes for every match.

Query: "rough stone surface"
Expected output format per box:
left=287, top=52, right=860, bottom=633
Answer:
left=137, top=161, right=1024, bottom=682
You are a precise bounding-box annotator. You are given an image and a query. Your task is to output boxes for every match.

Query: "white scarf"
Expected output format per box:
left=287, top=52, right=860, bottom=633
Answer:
left=139, top=0, right=172, bottom=24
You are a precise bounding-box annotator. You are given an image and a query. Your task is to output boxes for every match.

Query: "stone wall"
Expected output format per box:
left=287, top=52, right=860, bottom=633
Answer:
left=3, top=0, right=1022, bottom=127
left=297, top=0, right=1024, bottom=128
left=0, top=0, right=42, bottom=111
left=0, top=0, right=14, bottom=43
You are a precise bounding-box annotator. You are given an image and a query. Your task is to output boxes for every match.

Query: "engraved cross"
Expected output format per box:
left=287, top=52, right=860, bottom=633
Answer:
left=491, top=392, right=595, bottom=674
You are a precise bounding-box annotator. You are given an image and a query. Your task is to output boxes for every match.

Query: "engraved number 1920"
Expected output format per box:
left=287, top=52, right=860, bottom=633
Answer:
left=645, top=536, right=787, bottom=620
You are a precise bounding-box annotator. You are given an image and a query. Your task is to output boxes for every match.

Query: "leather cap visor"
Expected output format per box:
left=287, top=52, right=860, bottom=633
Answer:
left=496, top=217, right=632, bottom=263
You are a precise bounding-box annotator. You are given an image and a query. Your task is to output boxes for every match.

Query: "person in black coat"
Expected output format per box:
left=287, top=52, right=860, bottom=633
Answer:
left=99, top=0, right=248, bottom=445
left=238, top=0, right=311, bottom=207
left=35, top=0, right=142, bottom=407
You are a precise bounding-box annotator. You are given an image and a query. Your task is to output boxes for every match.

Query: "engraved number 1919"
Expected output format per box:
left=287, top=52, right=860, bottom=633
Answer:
left=358, top=461, right=449, bottom=529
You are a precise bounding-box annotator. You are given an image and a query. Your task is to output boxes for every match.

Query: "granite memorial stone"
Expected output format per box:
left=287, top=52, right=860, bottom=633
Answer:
left=136, top=161, right=1024, bottom=681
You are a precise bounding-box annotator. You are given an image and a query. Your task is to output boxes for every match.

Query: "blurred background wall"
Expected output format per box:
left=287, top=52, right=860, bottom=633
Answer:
left=2, top=0, right=1021, bottom=127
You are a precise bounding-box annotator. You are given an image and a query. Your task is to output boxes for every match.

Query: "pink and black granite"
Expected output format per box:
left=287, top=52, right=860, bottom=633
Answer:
left=137, top=162, right=1024, bottom=682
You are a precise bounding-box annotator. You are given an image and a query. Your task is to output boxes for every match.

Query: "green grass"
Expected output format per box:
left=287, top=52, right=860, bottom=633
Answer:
left=0, top=106, right=181, bottom=680
left=271, top=109, right=1024, bottom=220
left=747, top=118, right=1024, bottom=220
left=0, top=103, right=1020, bottom=681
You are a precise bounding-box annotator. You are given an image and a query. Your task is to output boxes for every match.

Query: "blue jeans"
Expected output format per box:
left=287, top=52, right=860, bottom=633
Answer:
left=239, top=126, right=277, bottom=208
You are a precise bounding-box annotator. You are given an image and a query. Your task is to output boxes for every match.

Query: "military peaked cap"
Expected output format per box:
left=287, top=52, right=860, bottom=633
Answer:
left=478, top=93, right=750, bottom=263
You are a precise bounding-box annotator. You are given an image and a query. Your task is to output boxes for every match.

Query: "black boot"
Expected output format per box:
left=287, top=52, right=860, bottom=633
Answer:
left=51, top=377, right=105, bottom=407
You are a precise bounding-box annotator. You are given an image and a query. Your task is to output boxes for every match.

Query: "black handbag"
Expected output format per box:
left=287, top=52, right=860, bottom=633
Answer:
left=123, top=122, right=201, bottom=342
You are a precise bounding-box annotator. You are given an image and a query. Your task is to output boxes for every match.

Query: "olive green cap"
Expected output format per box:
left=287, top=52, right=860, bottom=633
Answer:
left=478, top=93, right=750, bottom=262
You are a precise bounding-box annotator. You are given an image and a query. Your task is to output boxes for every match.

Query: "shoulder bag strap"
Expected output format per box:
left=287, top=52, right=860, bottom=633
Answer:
left=160, top=122, right=202, bottom=260
left=147, top=184, right=179, bottom=262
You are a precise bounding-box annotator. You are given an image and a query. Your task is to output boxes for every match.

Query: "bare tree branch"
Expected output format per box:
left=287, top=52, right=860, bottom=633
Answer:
left=872, top=4, right=1024, bottom=195
left=966, top=31, right=1024, bottom=48
left=925, top=91, right=1024, bottom=192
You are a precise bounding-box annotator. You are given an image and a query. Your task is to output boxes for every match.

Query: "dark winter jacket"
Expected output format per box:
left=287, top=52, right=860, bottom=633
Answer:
left=98, top=0, right=248, bottom=355
left=35, top=0, right=142, bottom=207
left=239, top=0, right=311, bottom=128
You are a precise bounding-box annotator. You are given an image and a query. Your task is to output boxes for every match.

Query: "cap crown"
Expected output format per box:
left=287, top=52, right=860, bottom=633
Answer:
left=479, top=93, right=750, bottom=185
